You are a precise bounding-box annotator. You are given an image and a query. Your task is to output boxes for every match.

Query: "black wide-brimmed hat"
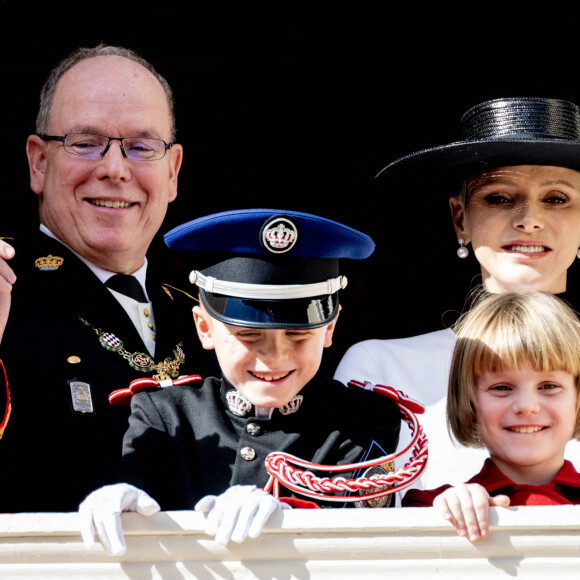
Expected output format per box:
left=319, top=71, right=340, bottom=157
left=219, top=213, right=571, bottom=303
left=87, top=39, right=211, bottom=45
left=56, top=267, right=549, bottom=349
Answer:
left=377, top=97, right=580, bottom=186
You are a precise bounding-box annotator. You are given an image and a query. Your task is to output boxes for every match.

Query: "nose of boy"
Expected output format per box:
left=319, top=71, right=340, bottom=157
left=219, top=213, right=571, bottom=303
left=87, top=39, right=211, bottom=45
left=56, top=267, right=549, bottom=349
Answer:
left=259, top=332, right=289, bottom=364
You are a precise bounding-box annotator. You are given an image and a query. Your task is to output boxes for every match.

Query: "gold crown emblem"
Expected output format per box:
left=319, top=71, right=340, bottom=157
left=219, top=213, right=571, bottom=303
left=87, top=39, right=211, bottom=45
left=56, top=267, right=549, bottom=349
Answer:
left=262, top=217, right=298, bottom=253
left=35, top=254, right=64, bottom=270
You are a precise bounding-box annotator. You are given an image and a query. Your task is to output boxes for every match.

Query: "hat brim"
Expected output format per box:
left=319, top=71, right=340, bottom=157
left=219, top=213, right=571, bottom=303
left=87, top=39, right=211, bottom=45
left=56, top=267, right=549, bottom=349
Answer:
left=200, top=289, right=340, bottom=329
left=377, top=139, right=580, bottom=187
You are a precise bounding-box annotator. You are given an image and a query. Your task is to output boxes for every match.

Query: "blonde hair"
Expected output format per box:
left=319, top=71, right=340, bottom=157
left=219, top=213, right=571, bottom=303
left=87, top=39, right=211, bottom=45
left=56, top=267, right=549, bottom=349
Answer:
left=448, top=291, right=580, bottom=447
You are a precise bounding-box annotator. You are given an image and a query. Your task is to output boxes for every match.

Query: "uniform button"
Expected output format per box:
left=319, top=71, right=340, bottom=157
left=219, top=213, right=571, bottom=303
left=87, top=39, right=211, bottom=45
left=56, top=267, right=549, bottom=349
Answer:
left=148, top=322, right=154, bottom=330
left=144, top=308, right=150, bottom=317
left=246, top=422, right=262, bottom=436
left=241, top=447, right=256, bottom=461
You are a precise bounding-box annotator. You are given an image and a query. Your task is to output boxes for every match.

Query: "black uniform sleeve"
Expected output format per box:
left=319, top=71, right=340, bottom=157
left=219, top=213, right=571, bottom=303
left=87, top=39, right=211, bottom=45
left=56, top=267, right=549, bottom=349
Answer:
left=121, top=392, right=168, bottom=496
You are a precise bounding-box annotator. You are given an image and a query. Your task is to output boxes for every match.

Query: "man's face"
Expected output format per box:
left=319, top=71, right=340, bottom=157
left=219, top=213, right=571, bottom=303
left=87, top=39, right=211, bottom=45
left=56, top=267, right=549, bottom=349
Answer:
left=26, top=55, right=183, bottom=273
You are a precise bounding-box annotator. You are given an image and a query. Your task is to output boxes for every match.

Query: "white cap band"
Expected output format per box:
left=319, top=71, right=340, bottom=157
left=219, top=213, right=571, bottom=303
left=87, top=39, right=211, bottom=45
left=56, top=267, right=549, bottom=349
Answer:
left=189, top=270, right=348, bottom=300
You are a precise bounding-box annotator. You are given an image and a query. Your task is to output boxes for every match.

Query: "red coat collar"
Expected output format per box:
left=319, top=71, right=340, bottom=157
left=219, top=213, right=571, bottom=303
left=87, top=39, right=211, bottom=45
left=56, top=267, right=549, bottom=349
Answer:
left=470, top=458, right=580, bottom=492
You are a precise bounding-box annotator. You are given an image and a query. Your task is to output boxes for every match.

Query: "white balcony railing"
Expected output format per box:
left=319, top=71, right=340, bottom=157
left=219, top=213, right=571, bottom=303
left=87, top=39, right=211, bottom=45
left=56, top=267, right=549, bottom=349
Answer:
left=1, top=505, right=579, bottom=578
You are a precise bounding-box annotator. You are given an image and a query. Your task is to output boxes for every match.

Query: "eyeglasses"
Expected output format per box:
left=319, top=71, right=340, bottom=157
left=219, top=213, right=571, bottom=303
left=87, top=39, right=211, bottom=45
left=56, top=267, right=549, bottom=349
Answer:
left=37, top=133, right=173, bottom=161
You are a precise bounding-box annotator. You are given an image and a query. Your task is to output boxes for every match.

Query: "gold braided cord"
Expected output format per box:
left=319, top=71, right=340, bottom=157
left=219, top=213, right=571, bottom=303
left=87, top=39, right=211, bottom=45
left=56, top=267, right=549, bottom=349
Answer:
left=161, top=283, right=199, bottom=303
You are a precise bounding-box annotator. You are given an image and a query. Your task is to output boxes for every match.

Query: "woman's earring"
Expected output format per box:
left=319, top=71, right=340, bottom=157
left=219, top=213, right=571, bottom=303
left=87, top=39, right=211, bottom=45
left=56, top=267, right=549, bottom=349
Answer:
left=577, top=248, right=580, bottom=260
left=457, top=238, right=469, bottom=259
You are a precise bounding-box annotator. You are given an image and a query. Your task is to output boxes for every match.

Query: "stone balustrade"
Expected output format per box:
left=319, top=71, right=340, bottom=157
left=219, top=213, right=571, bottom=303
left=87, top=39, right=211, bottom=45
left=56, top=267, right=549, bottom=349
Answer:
left=1, top=505, right=579, bottom=578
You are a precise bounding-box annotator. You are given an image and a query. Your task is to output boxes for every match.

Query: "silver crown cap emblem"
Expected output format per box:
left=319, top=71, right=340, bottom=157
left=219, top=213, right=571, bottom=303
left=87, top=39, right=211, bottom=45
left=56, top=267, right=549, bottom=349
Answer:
left=262, top=217, right=298, bottom=254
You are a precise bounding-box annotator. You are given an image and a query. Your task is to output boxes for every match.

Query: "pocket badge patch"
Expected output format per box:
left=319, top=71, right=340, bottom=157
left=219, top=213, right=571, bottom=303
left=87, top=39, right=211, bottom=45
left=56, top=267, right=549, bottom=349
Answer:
left=69, top=380, right=94, bottom=414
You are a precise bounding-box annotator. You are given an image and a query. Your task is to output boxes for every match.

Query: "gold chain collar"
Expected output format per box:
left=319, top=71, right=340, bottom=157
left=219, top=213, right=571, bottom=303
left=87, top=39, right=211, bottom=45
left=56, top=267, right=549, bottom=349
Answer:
left=79, top=317, right=185, bottom=381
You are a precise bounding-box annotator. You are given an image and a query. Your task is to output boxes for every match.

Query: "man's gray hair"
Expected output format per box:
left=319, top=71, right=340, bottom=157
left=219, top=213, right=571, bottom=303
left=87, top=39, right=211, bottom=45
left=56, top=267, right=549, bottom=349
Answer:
left=35, top=44, right=176, bottom=141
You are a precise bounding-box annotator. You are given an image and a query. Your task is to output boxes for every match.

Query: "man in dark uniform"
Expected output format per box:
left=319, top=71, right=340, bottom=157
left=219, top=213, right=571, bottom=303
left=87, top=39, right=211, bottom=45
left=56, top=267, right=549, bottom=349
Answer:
left=79, top=208, right=405, bottom=555
left=0, top=45, right=214, bottom=512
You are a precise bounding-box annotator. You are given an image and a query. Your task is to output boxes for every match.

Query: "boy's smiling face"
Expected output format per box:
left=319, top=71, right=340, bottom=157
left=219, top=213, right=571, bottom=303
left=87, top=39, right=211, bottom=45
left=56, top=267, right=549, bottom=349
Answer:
left=193, top=304, right=337, bottom=409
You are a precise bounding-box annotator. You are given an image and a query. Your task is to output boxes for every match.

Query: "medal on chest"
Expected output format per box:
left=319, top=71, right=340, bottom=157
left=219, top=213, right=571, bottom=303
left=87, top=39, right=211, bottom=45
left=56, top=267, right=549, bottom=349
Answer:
left=68, top=379, right=95, bottom=415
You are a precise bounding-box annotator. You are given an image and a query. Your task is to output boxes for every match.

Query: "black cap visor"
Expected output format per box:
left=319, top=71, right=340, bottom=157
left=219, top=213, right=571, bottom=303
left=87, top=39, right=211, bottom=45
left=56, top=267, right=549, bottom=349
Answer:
left=200, top=289, right=340, bottom=329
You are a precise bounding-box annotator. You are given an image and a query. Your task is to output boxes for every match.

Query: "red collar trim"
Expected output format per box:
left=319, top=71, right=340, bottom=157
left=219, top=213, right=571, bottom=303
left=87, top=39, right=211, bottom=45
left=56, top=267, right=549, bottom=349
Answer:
left=470, top=458, right=580, bottom=491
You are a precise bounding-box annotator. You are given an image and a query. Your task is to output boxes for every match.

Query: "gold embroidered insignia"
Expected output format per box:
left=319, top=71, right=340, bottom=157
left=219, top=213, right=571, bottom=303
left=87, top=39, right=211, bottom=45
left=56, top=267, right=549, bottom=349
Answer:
left=35, top=254, right=64, bottom=271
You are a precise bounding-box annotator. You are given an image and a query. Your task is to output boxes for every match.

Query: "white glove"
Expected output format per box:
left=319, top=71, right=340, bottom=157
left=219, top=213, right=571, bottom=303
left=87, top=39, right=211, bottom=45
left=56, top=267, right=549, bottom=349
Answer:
left=79, top=483, right=160, bottom=556
left=195, top=485, right=290, bottom=545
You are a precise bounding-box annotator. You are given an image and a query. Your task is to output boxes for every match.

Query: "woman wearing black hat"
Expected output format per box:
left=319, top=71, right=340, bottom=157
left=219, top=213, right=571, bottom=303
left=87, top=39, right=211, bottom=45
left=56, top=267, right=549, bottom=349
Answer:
left=335, top=97, right=580, bottom=500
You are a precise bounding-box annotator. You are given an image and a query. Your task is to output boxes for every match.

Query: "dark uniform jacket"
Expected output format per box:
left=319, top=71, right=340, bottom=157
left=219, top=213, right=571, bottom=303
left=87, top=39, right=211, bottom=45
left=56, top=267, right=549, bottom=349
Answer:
left=403, top=458, right=580, bottom=507
left=122, top=374, right=401, bottom=510
left=0, top=231, right=216, bottom=512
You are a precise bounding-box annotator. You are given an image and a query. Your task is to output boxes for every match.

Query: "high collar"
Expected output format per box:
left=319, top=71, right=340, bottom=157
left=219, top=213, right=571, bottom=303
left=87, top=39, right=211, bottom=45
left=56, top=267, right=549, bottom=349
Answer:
left=218, top=375, right=312, bottom=419
left=470, top=458, right=580, bottom=492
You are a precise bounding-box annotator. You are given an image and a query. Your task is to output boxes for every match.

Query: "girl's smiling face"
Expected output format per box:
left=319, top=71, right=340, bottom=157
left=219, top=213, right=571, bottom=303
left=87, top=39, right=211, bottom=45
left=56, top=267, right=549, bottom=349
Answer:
left=475, top=365, right=578, bottom=484
left=450, top=165, right=580, bottom=293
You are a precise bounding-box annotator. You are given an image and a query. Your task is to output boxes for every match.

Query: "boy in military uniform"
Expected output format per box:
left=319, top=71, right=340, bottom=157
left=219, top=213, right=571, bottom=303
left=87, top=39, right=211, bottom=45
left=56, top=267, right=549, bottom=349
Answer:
left=79, top=208, right=402, bottom=555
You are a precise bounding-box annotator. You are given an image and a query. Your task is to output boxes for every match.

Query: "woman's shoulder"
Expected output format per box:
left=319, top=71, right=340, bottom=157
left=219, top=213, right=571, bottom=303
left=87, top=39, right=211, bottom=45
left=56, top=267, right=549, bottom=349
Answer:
left=350, top=328, right=456, bottom=353
left=336, top=329, right=455, bottom=374
left=334, top=329, right=457, bottom=393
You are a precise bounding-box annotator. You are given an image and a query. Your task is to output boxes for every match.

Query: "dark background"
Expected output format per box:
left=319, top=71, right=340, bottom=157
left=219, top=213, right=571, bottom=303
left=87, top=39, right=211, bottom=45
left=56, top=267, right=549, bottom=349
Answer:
left=2, top=4, right=580, bottom=373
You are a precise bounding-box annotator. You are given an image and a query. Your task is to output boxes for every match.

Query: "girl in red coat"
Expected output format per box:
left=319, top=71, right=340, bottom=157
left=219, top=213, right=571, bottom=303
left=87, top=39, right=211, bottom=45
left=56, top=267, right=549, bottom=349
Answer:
left=403, top=291, right=580, bottom=541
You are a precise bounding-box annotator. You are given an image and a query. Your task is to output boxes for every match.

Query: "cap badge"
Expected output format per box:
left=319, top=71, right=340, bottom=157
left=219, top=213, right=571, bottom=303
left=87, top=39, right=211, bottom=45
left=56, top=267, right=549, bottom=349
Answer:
left=261, top=216, right=298, bottom=254
left=35, top=254, right=64, bottom=271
